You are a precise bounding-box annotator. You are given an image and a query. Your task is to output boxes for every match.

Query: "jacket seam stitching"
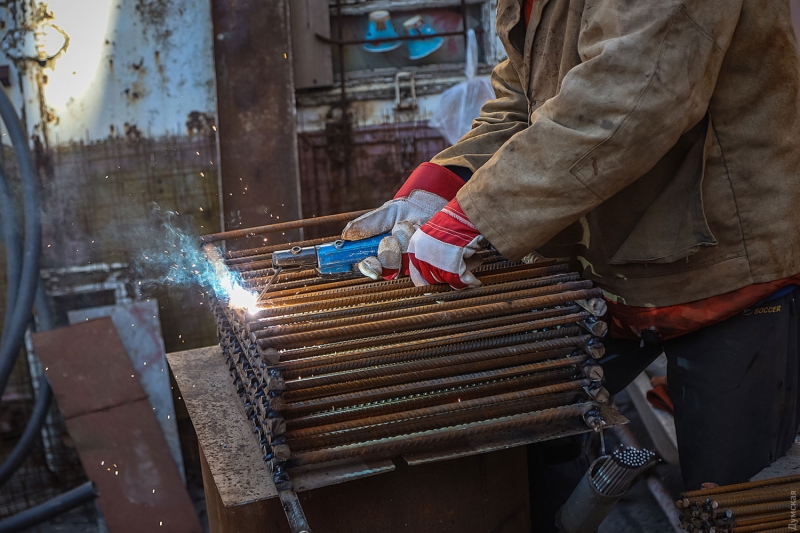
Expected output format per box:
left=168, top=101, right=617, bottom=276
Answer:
left=710, top=117, right=753, bottom=279
left=569, top=6, right=681, bottom=201
left=600, top=250, right=747, bottom=279
left=679, top=5, right=724, bottom=53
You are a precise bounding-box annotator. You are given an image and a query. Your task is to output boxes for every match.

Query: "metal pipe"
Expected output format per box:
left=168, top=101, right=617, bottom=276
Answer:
left=199, top=209, right=372, bottom=243
left=288, top=402, right=594, bottom=467
left=0, top=482, right=97, bottom=533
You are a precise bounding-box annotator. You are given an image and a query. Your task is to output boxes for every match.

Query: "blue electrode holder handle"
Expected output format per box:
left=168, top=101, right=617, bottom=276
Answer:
left=316, top=234, right=390, bottom=275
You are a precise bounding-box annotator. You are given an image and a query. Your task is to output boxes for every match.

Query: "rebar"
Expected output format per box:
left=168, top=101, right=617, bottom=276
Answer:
left=287, top=402, right=595, bottom=467
left=200, top=209, right=373, bottom=243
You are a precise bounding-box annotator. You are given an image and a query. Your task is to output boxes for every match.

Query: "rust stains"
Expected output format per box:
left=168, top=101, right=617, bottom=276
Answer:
left=186, top=111, right=215, bottom=137
left=135, top=0, right=174, bottom=47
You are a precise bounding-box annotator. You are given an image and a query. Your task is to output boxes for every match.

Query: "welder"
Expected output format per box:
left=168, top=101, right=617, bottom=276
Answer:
left=342, top=0, right=800, bottom=528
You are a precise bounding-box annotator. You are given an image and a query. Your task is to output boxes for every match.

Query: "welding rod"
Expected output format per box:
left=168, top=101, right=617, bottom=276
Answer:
left=225, top=236, right=339, bottom=262
left=199, top=209, right=372, bottom=243
left=288, top=402, right=595, bottom=467
left=284, top=367, right=579, bottom=430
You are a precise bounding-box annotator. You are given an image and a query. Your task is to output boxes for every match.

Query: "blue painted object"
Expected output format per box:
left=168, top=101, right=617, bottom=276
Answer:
left=403, top=15, right=444, bottom=60
left=364, top=11, right=402, bottom=53
left=316, top=234, right=389, bottom=275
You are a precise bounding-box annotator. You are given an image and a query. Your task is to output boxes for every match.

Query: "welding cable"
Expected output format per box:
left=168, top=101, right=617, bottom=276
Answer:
left=0, top=84, right=42, bottom=397
left=0, top=163, right=22, bottom=335
left=0, top=481, right=97, bottom=533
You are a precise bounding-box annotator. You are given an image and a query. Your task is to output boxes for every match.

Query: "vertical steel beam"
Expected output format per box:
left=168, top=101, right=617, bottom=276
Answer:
left=211, top=0, right=303, bottom=246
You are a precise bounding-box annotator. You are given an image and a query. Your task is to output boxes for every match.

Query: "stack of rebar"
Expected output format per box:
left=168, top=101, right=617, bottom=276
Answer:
left=676, top=474, right=800, bottom=532
left=203, top=229, right=617, bottom=531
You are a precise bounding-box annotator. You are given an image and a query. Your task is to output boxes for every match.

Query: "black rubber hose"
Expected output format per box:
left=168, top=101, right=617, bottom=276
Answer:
left=0, top=379, right=52, bottom=487
left=0, top=85, right=41, bottom=396
left=0, top=481, right=97, bottom=533
left=0, top=163, right=22, bottom=335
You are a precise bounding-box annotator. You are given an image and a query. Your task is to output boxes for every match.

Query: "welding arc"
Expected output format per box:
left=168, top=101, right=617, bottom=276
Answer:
left=280, top=324, right=586, bottom=379
left=285, top=379, right=590, bottom=451
left=288, top=402, right=595, bottom=467
left=249, top=273, right=580, bottom=328
left=274, top=305, right=584, bottom=361
left=281, top=355, right=589, bottom=418
left=257, top=287, right=603, bottom=350
left=284, top=367, right=579, bottom=431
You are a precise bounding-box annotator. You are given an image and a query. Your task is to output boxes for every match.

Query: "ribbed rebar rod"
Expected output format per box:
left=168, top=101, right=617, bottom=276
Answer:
left=252, top=264, right=571, bottom=318
left=278, top=312, right=588, bottom=373
left=682, top=475, right=800, bottom=500
left=731, top=511, right=793, bottom=528
left=284, top=367, right=578, bottom=430
left=258, top=288, right=603, bottom=350
left=732, top=518, right=795, bottom=533
left=281, top=325, right=585, bottom=379
left=710, top=486, right=800, bottom=508
left=274, top=306, right=582, bottom=361
left=289, top=390, right=586, bottom=452
left=200, top=209, right=372, bottom=243
left=286, top=378, right=589, bottom=441
left=254, top=281, right=593, bottom=338
left=287, top=402, right=594, bottom=467
left=284, top=336, right=589, bottom=395
left=281, top=355, right=588, bottom=417
left=249, top=274, right=581, bottom=329
left=722, top=501, right=794, bottom=518
left=283, top=344, right=580, bottom=402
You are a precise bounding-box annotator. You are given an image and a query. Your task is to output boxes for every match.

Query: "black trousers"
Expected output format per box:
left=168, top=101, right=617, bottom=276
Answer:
left=665, top=287, right=800, bottom=490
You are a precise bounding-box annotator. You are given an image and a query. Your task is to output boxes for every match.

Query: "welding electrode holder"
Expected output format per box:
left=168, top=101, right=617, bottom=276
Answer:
left=271, top=234, right=389, bottom=276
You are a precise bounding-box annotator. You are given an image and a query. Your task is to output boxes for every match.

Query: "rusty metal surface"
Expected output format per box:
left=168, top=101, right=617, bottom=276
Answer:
left=167, top=345, right=396, bottom=505
left=211, top=0, right=302, bottom=243
left=32, top=319, right=202, bottom=533
left=32, top=318, right=148, bottom=419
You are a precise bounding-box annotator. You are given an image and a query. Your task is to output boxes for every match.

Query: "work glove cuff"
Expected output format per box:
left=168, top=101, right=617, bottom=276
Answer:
left=394, top=162, right=465, bottom=201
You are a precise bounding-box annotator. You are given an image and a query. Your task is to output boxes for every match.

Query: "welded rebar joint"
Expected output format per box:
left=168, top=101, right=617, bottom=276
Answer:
left=575, top=298, right=608, bottom=317
left=583, top=407, right=606, bottom=432
left=583, top=338, right=606, bottom=359
left=582, top=361, right=605, bottom=383
left=584, top=385, right=610, bottom=404
left=579, top=317, right=609, bottom=338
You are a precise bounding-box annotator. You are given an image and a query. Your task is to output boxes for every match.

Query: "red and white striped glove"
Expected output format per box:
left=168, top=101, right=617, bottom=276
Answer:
left=341, top=163, right=465, bottom=280
left=407, top=199, right=486, bottom=289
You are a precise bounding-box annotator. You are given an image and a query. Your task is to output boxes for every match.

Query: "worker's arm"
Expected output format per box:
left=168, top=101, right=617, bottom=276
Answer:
left=432, top=58, right=530, bottom=173
left=455, top=0, right=744, bottom=260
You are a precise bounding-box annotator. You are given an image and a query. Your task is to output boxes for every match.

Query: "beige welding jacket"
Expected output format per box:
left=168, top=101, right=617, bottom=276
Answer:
left=432, top=0, right=800, bottom=307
